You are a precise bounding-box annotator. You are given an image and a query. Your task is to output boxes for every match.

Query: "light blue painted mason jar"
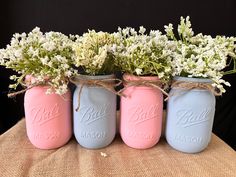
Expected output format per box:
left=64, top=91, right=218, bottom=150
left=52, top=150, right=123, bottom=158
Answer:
left=166, top=76, right=216, bottom=153
left=73, top=75, right=116, bottom=149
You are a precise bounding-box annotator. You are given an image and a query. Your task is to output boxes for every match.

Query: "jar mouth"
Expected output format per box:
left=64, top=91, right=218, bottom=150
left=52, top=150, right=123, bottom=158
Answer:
left=75, top=74, right=115, bottom=80
left=72, top=74, right=115, bottom=86
left=173, top=76, right=212, bottom=83
left=123, top=73, right=159, bottom=81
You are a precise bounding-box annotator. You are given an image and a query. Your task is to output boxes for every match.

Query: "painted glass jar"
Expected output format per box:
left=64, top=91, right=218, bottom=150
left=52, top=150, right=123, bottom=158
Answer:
left=24, top=86, right=72, bottom=149
left=166, top=76, right=216, bottom=153
left=120, top=74, right=163, bottom=149
left=73, top=75, right=116, bottom=149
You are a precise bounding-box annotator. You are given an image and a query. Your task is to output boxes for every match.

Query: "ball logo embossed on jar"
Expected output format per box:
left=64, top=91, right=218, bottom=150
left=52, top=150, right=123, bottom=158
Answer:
left=30, top=104, right=61, bottom=126
left=129, top=105, right=159, bottom=125
left=79, top=104, right=111, bottom=125
left=176, top=108, right=212, bottom=128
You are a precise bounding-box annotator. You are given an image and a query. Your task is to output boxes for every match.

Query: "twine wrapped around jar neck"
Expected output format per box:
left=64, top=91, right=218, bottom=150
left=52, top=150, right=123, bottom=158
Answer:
left=7, top=75, right=70, bottom=98
left=118, top=76, right=169, bottom=101
left=171, top=80, right=221, bottom=96
left=70, top=77, right=124, bottom=111
left=7, top=81, right=47, bottom=98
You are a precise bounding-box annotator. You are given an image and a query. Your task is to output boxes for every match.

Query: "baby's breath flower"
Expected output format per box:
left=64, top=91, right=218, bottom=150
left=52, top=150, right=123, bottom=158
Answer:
left=113, top=27, right=172, bottom=83
left=41, top=56, right=49, bottom=65
left=164, top=24, right=175, bottom=40
left=9, top=84, right=17, bottom=89
left=165, top=16, right=236, bottom=94
left=72, top=30, right=120, bottom=75
left=139, top=26, right=146, bottom=34
left=0, top=27, right=75, bottom=95
left=224, top=81, right=231, bottom=87
left=130, top=28, right=137, bottom=36
left=178, top=16, right=194, bottom=40
left=9, top=75, right=17, bottom=80
left=135, top=68, right=142, bottom=75
left=46, top=88, right=53, bottom=94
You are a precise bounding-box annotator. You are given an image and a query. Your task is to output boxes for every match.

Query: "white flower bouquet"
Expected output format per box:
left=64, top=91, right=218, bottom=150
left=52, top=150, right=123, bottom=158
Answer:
left=72, top=30, right=120, bottom=75
left=113, top=26, right=173, bottom=83
left=165, top=16, right=236, bottom=93
left=0, top=27, right=76, bottom=95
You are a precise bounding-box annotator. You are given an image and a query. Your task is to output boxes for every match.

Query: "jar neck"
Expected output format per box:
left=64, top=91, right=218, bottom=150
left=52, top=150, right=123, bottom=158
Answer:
left=173, top=76, right=212, bottom=83
left=75, top=74, right=115, bottom=80
left=123, top=74, right=160, bottom=81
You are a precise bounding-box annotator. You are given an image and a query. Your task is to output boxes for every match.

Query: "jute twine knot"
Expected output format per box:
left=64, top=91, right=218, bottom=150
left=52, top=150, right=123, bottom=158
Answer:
left=118, top=77, right=169, bottom=101
left=171, top=80, right=221, bottom=96
left=70, top=77, right=124, bottom=112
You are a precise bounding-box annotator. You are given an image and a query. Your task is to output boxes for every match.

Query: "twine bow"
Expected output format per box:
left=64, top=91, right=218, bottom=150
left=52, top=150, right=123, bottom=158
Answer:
left=118, top=77, right=169, bottom=101
left=171, top=80, right=221, bottom=96
left=70, top=77, right=124, bottom=111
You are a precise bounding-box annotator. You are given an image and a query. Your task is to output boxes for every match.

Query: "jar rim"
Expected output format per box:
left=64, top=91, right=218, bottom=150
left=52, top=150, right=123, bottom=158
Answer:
left=123, top=73, right=160, bottom=81
left=74, top=74, right=115, bottom=80
left=173, top=76, right=212, bottom=83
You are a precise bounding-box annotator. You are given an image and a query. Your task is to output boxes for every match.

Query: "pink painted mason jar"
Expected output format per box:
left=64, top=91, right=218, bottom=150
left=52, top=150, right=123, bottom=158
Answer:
left=24, top=86, right=72, bottom=149
left=120, top=74, right=163, bottom=149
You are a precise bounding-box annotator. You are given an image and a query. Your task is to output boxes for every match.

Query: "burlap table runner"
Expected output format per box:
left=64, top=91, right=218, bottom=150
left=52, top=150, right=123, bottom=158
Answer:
left=0, top=118, right=236, bottom=177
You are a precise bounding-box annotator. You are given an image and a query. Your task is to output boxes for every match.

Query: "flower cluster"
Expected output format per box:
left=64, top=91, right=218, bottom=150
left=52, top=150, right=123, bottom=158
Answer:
left=0, top=27, right=76, bottom=95
left=112, top=26, right=173, bottom=83
left=72, top=30, right=120, bottom=75
left=165, top=16, right=236, bottom=93
left=1, top=18, right=236, bottom=95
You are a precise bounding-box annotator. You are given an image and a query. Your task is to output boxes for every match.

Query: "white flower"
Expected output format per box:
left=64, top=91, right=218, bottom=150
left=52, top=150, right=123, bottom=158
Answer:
left=164, top=24, right=174, bottom=39
left=0, top=27, right=75, bottom=95
left=72, top=30, right=119, bottom=75
left=165, top=67, right=171, bottom=73
left=48, top=61, right=53, bottom=67
left=9, top=75, right=17, bottom=80
left=178, top=16, right=194, bottom=39
left=135, top=68, right=143, bottom=75
left=166, top=16, right=236, bottom=95
left=139, top=26, right=146, bottom=34
left=55, top=55, right=65, bottom=62
left=65, top=70, right=72, bottom=77
left=42, top=41, right=56, bottom=51
left=9, top=84, right=17, bottom=89
left=224, top=81, right=231, bottom=87
left=109, top=44, right=117, bottom=53
left=14, top=49, right=22, bottom=58
left=46, top=88, right=53, bottom=94
left=113, top=27, right=172, bottom=82
left=62, top=63, right=69, bottom=69
left=41, top=56, right=49, bottom=65
left=158, top=72, right=164, bottom=78
left=55, top=84, right=68, bottom=95
left=130, top=28, right=137, bottom=35
left=122, top=28, right=130, bottom=36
